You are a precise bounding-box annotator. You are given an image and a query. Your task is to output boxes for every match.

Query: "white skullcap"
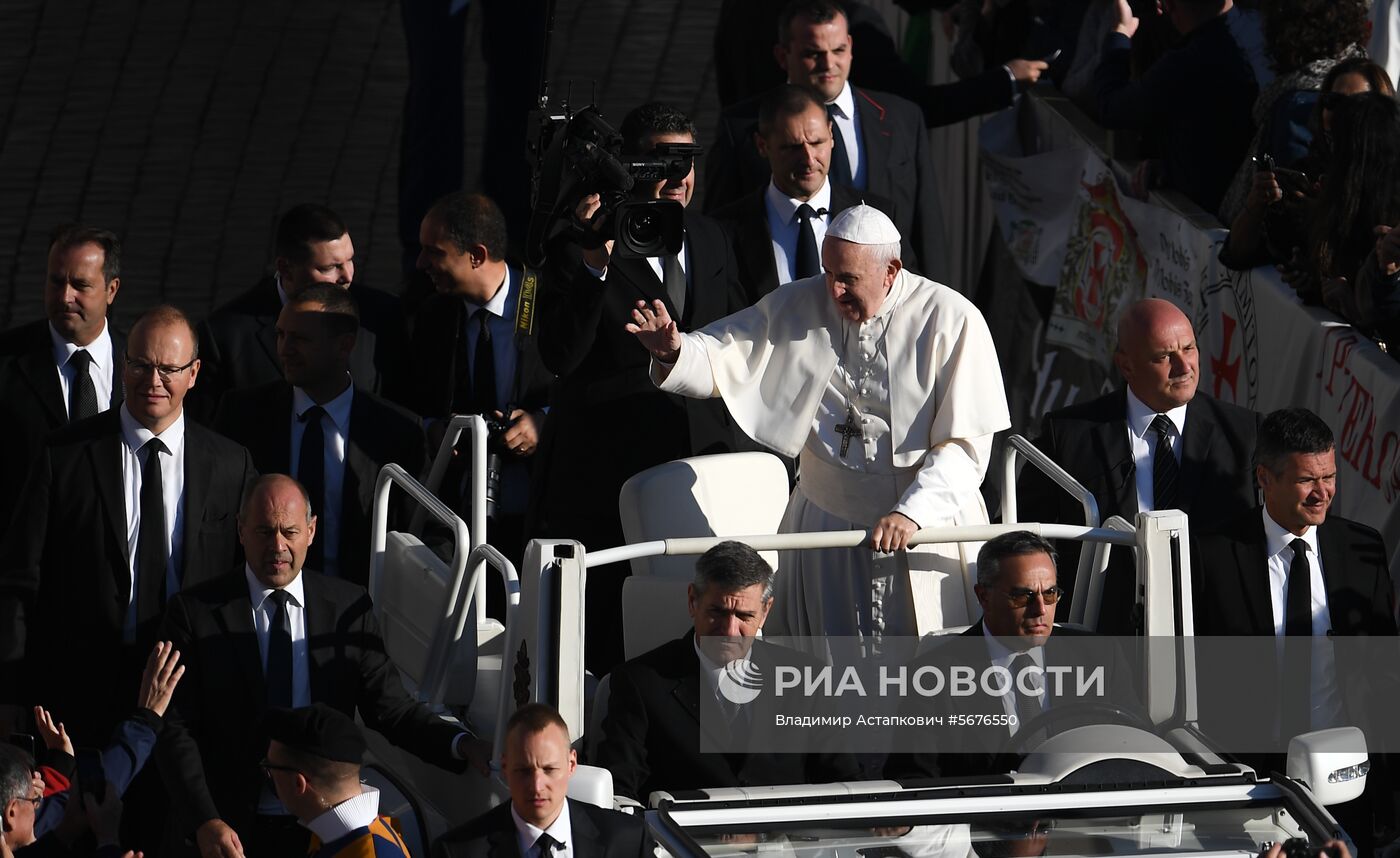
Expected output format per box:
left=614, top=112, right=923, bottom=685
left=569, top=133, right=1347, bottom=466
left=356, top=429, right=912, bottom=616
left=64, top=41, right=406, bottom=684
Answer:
left=825, top=203, right=901, bottom=245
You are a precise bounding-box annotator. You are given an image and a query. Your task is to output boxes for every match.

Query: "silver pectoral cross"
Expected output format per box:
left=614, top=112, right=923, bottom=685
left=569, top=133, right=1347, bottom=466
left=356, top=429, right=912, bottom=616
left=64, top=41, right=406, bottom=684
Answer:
left=835, top=405, right=862, bottom=458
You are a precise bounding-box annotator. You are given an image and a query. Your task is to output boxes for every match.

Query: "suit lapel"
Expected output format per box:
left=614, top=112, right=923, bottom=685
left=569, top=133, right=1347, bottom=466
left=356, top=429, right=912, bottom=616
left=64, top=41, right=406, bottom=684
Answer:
left=1236, top=514, right=1275, bottom=634
left=16, top=347, right=68, bottom=426
left=486, top=803, right=524, bottom=858
left=349, top=326, right=379, bottom=391
left=568, top=801, right=600, bottom=858
left=683, top=217, right=727, bottom=327
left=303, top=573, right=338, bottom=702
left=109, top=328, right=126, bottom=407
left=91, top=417, right=130, bottom=568
left=182, top=425, right=211, bottom=585
left=341, top=390, right=375, bottom=563
left=743, top=194, right=780, bottom=299
left=1317, top=518, right=1344, bottom=629
left=853, top=88, right=893, bottom=191
left=217, top=582, right=267, bottom=702
left=1090, top=400, right=1136, bottom=518
left=1177, top=400, right=1217, bottom=514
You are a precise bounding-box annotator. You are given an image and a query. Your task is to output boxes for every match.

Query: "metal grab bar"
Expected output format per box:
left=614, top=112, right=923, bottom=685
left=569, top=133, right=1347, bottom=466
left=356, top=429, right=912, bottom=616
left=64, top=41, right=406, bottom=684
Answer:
left=415, top=414, right=490, bottom=623
left=464, top=543, right=520, bottom=764
left=1000, top=433, right=1100, bottom=528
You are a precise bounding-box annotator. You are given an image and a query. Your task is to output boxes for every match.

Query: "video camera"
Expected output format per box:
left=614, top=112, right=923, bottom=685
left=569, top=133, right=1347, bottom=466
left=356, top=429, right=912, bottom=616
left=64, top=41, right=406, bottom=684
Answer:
left=526, top=102, right=702, bottom=266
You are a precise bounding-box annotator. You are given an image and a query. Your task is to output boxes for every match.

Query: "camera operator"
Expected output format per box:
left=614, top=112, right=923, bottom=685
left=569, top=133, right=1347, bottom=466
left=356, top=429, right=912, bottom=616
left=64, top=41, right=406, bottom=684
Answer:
left=409, top=192, right=553, bottom=571
left=532, top=101, right=753, bottom=675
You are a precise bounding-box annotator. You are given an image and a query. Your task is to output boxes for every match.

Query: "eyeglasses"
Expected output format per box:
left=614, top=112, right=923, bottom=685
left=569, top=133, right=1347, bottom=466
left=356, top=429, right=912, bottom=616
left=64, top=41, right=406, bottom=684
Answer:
left=1001, top=587, right=1065, bottom=608
left=124, top=356, right=197, bottom=382
left=19, top=794, right=41, bottom=809
left=259, top=758, right=300, bottom=778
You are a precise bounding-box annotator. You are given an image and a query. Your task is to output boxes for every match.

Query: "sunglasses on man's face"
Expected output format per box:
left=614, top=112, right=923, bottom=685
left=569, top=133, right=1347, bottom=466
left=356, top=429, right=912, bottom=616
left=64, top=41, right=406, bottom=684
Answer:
left=1000, top=586, right=1064, bottom=608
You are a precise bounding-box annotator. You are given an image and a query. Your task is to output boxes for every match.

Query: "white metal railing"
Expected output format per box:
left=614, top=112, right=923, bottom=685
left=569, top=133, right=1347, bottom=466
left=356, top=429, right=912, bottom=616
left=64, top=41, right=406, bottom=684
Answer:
left=417, top=414, right=491, bottom=624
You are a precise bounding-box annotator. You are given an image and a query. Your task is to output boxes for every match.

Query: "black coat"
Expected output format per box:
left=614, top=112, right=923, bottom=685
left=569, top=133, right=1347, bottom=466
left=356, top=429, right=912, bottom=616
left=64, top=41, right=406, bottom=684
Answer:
left=434, top=799, right=652, bottom=858
left=0, top=409, right=255, bottom=739
left=704, top=86, right=949, bottom=283
left=157, top=569, right=466, bottom=839
left=0, top=319, right=125, bottom=529
left=595, top=632, right=861, bottom=802
left=212, top=380, right=428, bottom=587
left=191, top=278, right=408, bottom=421
left=1018, top=389, right=1261, bottom=632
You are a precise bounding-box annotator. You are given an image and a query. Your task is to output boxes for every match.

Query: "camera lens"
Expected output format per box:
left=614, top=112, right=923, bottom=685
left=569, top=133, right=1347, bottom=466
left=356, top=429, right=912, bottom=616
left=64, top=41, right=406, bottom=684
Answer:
left=623, top=210, right=661, bottom=247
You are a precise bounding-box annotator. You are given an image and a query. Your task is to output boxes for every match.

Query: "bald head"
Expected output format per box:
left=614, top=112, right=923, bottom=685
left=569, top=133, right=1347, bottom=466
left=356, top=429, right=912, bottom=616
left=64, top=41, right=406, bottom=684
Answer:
left=1113, top=299, right=1200, bottom=413
left=238, top=474, right=317, bottom=588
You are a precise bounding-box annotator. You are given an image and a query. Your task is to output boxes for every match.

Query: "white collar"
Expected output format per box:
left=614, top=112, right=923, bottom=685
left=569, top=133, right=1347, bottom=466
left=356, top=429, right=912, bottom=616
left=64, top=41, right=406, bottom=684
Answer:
left=119, top=404, right=186, bottom=457
left=275, top=272, right=290, bottom=307
left=765, top=178, right=834, bottom=224
left=828, top=80, right=856, bottom=120
left=466, top=265, right=515, bottom=320
left=293, top=377, right=354, bottom=428
left=1124, top=387, right=1188, bottom=441
left=1262, top=506, right=1319, bottom=560
left=245, top=563, right=307, bottom=612
left=49, top=317, right=113, bottom=370
left=981, top=622, right=1047, bottom=672
left=511, top=797, right=572, bottom=852
left=304, top=786, right=381, bottom=845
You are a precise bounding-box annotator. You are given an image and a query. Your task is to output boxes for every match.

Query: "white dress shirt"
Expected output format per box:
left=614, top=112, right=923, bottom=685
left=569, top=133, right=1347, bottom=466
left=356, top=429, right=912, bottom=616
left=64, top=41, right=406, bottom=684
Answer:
left=1261, top=508, right=1343, bottom=732
left=583, top=240, right=690, bottom=290
left=1124, top=388, right=1187, bottom=515
left=49, top=318, right=115, bottom=418
left=826, top=81, right=867, bottom=190
left=983, top=625, right=1046, bottom=736
left=118, top=407, right=187, bottom=641
left=512, top=799, right=573, bottom=858
left=248, top=565, right=311, bottom=815
left=765, top=178, right=834, bottom=285
left=305, top=786, right=382, bottom=846
left=290, top=382, right=353, bottom=576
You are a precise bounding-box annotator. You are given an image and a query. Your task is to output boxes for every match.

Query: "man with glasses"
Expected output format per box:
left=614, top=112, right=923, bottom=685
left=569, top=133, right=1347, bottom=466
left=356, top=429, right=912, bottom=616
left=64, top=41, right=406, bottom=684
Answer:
left=886, top=531, right=1137, bottom=780
left=0, top=744, right=42, bottom=858
left=0, top=305, right=255, bottom=745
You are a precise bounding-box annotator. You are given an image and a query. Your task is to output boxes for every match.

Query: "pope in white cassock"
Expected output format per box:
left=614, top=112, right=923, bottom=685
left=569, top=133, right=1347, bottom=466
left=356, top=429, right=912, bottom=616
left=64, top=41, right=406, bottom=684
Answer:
left=627, top=205, right=1010, bottom=647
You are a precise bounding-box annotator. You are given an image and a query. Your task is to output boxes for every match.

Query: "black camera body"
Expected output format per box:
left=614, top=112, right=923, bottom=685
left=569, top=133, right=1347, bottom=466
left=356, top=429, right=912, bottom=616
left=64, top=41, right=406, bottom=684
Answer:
left=526, top=103, right=700, bottom=265
left=1277, top=838, right=1343, bottom=858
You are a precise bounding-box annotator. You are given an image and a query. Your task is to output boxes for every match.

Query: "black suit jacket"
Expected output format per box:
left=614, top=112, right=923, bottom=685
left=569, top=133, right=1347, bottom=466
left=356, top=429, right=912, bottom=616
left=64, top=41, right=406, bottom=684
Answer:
left=434, top=799, right=652, bottom=858
left=191, top=277, right=408, bottom=421
left=704, top=86, right=949, bottom=282
left=211, top=381, right=428, bottom=587
left=1018, top=389, right=1261, bottom=632
left=0, top=409, right=255, bottom=739
left=531, top=212, right=753, bottom=549
left=711, top=183, right=904, bottom=303
left=0, top=319, right=125, bottom=530
left=886, top=622, right=1139, bottom=780
left=596, top=632, right=860, bottom=802
left=157, top=569, right=466, bottom=839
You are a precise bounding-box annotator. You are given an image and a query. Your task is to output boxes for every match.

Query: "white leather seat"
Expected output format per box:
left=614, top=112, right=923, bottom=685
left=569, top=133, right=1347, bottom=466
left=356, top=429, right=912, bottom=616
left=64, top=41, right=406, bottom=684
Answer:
left=375, top=532, right=477, bottom=708
left=567, top=764, right=616, bottom=809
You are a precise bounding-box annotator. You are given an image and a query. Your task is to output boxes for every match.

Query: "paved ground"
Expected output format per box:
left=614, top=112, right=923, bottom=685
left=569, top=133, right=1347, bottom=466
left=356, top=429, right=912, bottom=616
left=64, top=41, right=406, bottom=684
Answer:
left=0, top=0, right=731, bottom=328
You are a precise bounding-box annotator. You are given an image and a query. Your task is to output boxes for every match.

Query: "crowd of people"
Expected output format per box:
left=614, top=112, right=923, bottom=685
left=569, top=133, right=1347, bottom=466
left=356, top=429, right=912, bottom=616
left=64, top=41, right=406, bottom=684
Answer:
left=0, top=0, right=1397, bottom=856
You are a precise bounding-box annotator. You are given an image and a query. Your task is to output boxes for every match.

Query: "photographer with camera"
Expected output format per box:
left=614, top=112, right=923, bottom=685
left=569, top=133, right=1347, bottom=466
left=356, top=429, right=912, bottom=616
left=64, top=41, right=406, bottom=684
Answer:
left=532, top=102, right=752, bottom=675
left=409, top=192, right=554, bottom=570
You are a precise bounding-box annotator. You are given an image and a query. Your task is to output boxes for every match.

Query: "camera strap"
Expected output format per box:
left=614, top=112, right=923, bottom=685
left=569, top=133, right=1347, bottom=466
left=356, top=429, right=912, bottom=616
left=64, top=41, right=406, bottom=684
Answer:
left=514, top=267, right=539, bottom=341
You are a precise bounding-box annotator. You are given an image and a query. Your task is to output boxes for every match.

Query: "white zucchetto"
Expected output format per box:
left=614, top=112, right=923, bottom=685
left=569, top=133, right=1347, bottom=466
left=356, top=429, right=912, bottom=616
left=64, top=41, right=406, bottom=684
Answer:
left=825, top=203, right=901, bottom=245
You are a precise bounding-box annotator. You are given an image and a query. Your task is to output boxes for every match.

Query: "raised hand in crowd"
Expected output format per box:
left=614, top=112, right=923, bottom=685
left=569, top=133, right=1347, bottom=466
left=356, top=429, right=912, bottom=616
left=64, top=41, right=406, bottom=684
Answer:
left=33, top=705, right=73, bottom=756
left=137, top=640, right=184, bottom=717
left=1111, top=0, right=1139, bottom=39
left=625, top=299, right=682, bottom=364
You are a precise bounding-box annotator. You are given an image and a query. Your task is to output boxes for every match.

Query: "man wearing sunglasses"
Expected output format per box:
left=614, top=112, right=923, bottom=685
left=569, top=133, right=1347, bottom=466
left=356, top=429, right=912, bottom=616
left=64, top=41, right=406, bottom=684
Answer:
left=887, top=531, right=1138, bottom=780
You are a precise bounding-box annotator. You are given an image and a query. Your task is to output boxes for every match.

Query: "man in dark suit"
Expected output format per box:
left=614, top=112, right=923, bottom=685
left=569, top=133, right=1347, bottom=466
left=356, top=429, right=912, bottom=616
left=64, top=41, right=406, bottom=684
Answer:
left=436, top=703, right=651, bottom=858
left=596, top=542, right=859, bottom=801
left=704, top=0, right=950, bottom=283
left=213, top=285, right=428, bottom=587
left=712, top=84, right=905, bottom=302
left=1194, top=407, right=1398, bottom=851
left=534, top=102, right=752, bottom=674
left=0, top=305, right=256, bottom=743
left=191, top=204, right=407, bottom=421
left=1018, top=298, right=1260, bottom=634
left=886, top=532, right=1139, bottom=780
left=158, top=474, right=484, bottom=858
left=0, top=224, right=126, bottom=531
left=408, top=192, right=553, bottom=568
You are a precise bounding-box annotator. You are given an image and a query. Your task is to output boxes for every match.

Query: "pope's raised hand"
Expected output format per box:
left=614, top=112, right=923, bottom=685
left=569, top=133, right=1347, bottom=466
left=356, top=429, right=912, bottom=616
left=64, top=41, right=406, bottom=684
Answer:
left=626, top=299, right=683, bottom=364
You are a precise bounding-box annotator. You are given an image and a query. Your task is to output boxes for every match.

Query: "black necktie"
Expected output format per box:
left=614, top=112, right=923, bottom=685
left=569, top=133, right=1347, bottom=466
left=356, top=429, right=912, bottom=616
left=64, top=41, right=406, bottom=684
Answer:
left=826, top=103, right=854, bottom=187
left=265, top=589, right=294, bottom=708
left=68, top=349, right=100, bottom=422
left=1150, top=414, right=1179, bottom=511
left=1283, top=539, right=1313, bottom=736
left=662, top=253, right=686, bottom=320
left=135, top=438, right=168, bottom=638
left=534, top=833, right=562, bottom=857
left=298, top=405, right=326, bottom=572
left=472, top=309, right=497, bottom=414
left=1009, top=653, right=1044, bottom=730
left=795, top=203, right=824, bottom=279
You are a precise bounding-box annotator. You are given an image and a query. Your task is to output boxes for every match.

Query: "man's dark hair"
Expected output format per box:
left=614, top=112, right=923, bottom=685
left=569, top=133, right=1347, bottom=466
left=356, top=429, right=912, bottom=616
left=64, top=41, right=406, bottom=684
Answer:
left=287, top=283, right=360, bottom=337
left=505, top=702, right=570, bottom=743
left=0, top=743, right=34, bottom=810
left=426, top=192, right=508, bottom=260
left=131, top=304, right=200, bottom=361
left=1254, top=408, right=1335, bottom=474
left=976, top=531, right=1058, bottom=589
left=693, top=541, right=774, bottom=602
left=619, top=102, right=697, bottom=155
left=275, top=744, right=359, bottom=794
left=1262, top=0, right=1369, bottom=74
left=48, top=224, right=122, bottom=283
left=757, top=84, right=827, bottom=137
left=275, top=204, right=349, bottom=264
left=777, top=0, right=847, bottom=46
